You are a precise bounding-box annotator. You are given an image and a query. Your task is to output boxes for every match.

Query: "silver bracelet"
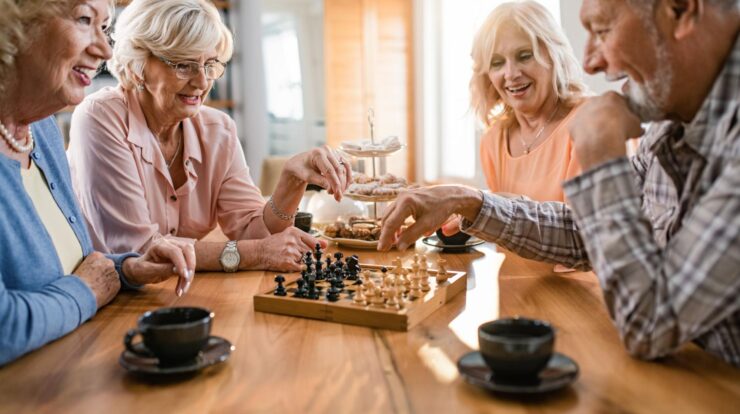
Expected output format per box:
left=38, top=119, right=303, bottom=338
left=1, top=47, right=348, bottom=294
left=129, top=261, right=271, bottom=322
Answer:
left=268, top=197, right=296, bottom=221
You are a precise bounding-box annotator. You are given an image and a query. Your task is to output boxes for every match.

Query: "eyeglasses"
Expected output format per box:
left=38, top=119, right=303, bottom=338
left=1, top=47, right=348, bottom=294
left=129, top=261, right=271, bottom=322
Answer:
left=157, top=56, right=226, bottom=80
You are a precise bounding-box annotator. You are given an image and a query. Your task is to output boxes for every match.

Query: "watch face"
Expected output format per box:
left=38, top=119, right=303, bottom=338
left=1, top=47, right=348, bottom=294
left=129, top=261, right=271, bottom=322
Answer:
left=222, top=252, right=240, bottom=269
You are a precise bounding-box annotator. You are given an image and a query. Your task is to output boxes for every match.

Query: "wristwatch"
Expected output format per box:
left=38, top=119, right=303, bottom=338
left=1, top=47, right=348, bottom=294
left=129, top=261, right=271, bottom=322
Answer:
left=219, top=240, right=240, bottom=272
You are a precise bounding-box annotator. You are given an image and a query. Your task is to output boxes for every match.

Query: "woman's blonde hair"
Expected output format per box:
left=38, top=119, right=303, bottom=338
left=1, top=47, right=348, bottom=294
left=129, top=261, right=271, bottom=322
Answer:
left=0, top=0, right=90, bottom=93
left=108, top=0, right=234, bottom=90
left=469, top=1, right=588, bottom=126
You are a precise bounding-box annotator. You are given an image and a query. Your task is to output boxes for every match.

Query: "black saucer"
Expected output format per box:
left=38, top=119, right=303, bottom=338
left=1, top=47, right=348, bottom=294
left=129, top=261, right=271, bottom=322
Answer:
left=119, top=336, right=234, bottom=375
left=422, top=235, right=485, bottom=253
left=457, top=351, right=578, bottom=394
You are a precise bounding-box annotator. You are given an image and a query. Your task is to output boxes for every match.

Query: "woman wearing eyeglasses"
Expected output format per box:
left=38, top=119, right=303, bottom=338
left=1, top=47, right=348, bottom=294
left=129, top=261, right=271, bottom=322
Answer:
left=67, top=0, right=350, bottom=273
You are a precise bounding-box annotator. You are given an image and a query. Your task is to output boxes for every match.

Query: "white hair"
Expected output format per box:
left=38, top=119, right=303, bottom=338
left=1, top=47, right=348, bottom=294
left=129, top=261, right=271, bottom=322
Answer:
left=108, top=0, right=234, bottom=89
left=469, top=0, right=589, bottom=126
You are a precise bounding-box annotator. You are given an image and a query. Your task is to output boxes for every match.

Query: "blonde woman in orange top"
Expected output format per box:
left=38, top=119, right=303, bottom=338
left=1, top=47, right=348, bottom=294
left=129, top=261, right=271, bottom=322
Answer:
left=441, top=1, right=588, bottom=250
left=472, top=1, right=588, bottom=202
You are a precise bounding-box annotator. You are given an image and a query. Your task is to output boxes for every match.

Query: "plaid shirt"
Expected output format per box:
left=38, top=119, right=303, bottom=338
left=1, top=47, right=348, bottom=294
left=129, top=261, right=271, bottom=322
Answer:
left=463, top=34, right=740, bottom=366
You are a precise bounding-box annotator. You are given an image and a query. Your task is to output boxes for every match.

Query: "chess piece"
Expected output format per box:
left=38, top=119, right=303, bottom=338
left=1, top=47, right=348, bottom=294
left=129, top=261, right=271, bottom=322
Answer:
left=333, top=251, right=344, bottom=269
left=306, top=276, right=319, bottom=299
left=435, top=259, right=450, bottom=284
left=385, top=284, right=398, bottom=309
left=326, top=285, right=340, bottom=302
left=371, top=286, right=385, bottom=308
left=391, top=257, right=402, bottom=275
left=352, top=279, right=366, bottom=305
left=419, top=255, right=430, bottom=292
left=395, top=277, right=405, bottom=308
left=293, top=278, right=306, bottom=298
left=274, top=275, right=287, bottom=296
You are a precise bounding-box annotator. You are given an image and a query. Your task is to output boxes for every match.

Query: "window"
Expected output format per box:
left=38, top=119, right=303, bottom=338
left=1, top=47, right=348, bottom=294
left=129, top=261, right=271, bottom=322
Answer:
left=262, top=13, right=304, bottom=121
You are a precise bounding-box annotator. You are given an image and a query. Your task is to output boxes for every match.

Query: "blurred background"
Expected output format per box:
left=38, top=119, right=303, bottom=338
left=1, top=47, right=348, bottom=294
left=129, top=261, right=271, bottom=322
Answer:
left=59, top=0, right=615, bottom=192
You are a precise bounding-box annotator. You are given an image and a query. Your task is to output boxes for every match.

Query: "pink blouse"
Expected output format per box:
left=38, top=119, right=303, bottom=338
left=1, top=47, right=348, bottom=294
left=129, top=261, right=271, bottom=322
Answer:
left=67, top=86, right=269, bottom=254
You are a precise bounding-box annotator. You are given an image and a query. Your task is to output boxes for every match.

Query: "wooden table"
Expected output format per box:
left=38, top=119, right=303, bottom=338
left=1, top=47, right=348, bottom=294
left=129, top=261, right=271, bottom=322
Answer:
left=1, top=243, right=739, bottom=413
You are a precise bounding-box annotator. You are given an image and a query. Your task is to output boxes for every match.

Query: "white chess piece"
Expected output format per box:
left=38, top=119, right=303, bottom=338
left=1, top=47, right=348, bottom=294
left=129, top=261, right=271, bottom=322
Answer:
left=385, top=285, right=398, bottom=309
left=353, top=282, right=367, bottom=306
left=419, top=256, right=430, bottom=291
left=435, top=259, right=450, bottom=284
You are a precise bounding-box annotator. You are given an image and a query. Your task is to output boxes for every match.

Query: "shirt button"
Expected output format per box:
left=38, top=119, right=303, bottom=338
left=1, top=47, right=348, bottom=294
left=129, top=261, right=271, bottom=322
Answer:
left=49, top=182, right=56, bottom=190
left=170, top=195, right=177, bottom=201
left=32, top=152, right=40, bottom=160
left=68, top=216, right=77, bottom=224
left=170, top=228, right=176, bottom=235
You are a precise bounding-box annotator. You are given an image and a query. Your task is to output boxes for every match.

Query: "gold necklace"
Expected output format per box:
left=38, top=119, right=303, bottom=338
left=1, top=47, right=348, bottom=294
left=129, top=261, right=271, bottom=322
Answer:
left=167, top=134, right=182, bottom=169
left=518, top=102, right=560, bottom=155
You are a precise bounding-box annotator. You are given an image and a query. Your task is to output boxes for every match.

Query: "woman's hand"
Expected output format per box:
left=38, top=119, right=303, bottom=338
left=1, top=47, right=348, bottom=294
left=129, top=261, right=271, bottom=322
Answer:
left=255, top=227, right=327, bottom=272
left=73, top=252, right=121, bottom=308
left=122, top=237, right=196, bottom=297
left=283, top=146, right=352, bottom=201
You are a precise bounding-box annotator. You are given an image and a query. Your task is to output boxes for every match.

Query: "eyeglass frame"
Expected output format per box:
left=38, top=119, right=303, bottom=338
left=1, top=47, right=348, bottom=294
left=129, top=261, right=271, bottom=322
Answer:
left=156, top=55, right=226, bottom=81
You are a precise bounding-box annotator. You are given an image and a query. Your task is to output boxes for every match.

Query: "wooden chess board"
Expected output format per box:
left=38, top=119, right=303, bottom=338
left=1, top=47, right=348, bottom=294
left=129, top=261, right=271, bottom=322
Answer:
left=253, top=263, right=467, bottom=331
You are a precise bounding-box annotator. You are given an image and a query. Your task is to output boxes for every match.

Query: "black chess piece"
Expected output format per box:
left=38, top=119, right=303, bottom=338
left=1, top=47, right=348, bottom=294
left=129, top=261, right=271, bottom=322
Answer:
left=274, top=275, right=287, bottom=296
left=293, top=278, right=306, bottom=298
left=326, top=281, right=340, bottom=302
left=345, top=256, right=360, bottom=280
left=306, top=276, right=319, bottom=300
left=333, top=251, right=344, bottom=269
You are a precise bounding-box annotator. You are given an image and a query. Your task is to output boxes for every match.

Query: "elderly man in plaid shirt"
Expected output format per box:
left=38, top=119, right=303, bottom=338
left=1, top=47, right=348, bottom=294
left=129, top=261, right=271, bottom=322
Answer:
left=379, top=0, right=740, bottom=366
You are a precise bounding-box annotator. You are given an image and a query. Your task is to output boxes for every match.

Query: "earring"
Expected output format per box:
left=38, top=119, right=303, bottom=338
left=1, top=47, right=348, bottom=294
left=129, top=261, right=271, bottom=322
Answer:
left=136, top=83, right=144, bottom=91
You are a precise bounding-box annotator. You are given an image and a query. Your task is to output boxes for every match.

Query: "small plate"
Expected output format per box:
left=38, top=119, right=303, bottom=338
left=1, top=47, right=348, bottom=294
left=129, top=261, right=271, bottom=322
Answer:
left=457, top=351, right=578, bottom=395
left=344, top=192, right=398, bottom=202
left=119, top=336, right=234, bottom=375
left=319, top=231, right=379, bottom=249
left=339, top=145, right=405, bottom=158
left=422, top=235, right=485, bottom=252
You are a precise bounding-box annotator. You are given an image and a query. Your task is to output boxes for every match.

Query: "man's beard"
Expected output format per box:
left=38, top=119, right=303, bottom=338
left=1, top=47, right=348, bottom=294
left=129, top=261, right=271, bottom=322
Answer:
left=623, top=37, right=673, bottom=122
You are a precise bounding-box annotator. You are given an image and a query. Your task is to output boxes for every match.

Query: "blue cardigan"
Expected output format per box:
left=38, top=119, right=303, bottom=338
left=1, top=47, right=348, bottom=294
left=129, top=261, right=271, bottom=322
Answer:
left=0, top=117, right=134, bottom=366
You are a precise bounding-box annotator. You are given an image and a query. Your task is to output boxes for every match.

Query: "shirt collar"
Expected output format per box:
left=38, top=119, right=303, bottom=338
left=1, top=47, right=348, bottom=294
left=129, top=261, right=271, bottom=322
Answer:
left=123, top=86, right=203, bottom=169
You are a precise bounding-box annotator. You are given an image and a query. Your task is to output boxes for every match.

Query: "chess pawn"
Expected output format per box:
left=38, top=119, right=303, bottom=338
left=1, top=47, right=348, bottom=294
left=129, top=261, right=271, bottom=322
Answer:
left=436, top=259, right=450, bottom=284
left=401, top=268, right=411, bottom=294
left=391, top=257, right=402, bottom=275
left=410, top=262, right=419, bottom=278
left=371, top=286, right=385, bottom=308
left=394, top=277, right=405, bottom=308
left=353, top=281, right=367, bottom=306
left=420, top=275, right=431, bottom=292
left=385, top=285, right=399, bottom=309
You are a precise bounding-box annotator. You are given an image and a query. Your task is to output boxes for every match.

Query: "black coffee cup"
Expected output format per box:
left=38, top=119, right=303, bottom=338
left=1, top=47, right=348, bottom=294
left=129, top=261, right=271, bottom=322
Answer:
left=478, top=318, right=554, bottom=380
left=435, top=228, right=472, bottom=246
left=124, top=307, right=213, bottom=365
left=294, top=211, right=313, bottom=233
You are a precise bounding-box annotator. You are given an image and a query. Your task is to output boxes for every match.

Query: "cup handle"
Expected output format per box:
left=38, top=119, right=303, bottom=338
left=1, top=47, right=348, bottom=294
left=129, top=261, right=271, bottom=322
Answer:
left=124, top=329, right=151, bottom=357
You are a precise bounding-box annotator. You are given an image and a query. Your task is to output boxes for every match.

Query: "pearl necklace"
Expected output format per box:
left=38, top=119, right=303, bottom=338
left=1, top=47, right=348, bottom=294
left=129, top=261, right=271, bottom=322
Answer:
left=0, top=120, right=34, bottom=153
left=518, top=102, right=559, bottom=155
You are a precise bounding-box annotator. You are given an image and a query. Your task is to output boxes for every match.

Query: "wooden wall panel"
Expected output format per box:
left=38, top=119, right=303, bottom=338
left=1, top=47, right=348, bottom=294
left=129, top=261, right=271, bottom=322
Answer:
left=324, top=0, right=415, bottom=181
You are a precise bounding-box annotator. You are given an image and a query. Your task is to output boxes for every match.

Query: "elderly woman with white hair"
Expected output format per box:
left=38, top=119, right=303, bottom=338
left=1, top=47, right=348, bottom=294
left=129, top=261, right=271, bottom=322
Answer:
left=439, top=0, right=589, bottom=242
left=0, top=0, right=195, bottom=366
left=68, top=0, right=350, bottom=273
